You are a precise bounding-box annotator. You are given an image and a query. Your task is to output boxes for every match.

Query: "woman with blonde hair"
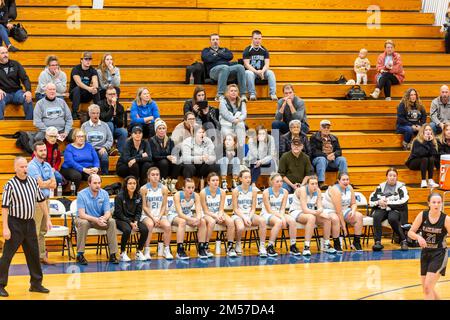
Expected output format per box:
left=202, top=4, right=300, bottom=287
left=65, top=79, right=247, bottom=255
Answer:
left=129, top=87, right=160, bottom=138
left=405, top=124, right=439, bottom=188
left=396, top=88, right=427, bottom=150
left=97, top=53, right=121, bottom=99
left=219, top=84, right=247, bottom=148
left=436, top=122, right=450, bottom=169
left=370, top=40, right=405, bottom=101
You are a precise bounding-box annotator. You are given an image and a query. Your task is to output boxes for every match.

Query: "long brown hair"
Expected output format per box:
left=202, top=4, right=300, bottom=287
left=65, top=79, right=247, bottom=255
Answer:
left=192, top=85, right=206, bottom=104
left=438, top=122, right=450, bottom=145
left=414, top=123, right=438, bottom=150
left=98, top=53, right=115, bottom=83
left=400, top=88, right=425, bottom=114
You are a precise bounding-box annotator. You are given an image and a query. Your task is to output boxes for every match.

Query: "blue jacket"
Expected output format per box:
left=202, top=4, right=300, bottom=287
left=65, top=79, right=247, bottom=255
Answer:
left=130, top=100, right=160, bottom=125
left=62, top=143, right=100, bottom=172
left=201, top=47, right=233, bottom=75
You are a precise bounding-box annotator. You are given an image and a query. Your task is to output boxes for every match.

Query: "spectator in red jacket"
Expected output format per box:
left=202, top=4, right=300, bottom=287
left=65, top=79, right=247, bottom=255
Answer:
left=370, top=40, right=405, bottom=101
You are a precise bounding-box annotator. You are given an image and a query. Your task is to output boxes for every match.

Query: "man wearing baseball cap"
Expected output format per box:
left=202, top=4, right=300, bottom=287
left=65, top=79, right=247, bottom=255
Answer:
left=278, top=137, right=312, bottom=193
left=310, top=119, right=348, bottom=190
left=69, top=51, right=100, bottom=120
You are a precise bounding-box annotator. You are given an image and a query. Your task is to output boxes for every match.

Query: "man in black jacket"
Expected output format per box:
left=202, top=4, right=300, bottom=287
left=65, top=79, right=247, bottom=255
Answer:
left=310, top=119, right=348, bottom=189
left=98, top=85, right=127, bottom=154
left=0, top=46, right=32, bottom=119
left=201, top=34, right=247, bottom=101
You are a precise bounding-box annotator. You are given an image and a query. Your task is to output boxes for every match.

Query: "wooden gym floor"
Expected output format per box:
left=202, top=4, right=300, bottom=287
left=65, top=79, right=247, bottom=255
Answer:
left=2, top=239, right=449, bottom=300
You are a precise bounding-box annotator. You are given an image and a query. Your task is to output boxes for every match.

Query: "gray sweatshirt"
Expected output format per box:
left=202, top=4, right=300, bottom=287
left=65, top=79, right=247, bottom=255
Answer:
left=36, top=67, right=67, bottom=96
left=219, top=98, right=247, bottom=129
left=430, top=96, right=450, bottom=126
left=33, top=97, right=73, bottom=134
left=97, top=67, right=121, bottom=89
left=246, top=135, right=278, bottom=168
left=275, top=96, right=308, bottom=126
left=81, top=120, right=113, bottom=151
left=181, top=136, right=216, bottom=165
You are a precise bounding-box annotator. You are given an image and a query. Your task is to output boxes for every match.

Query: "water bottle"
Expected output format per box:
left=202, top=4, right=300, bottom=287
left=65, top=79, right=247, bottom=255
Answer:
left=49, top=188, right=54, bottom=198
left=189, top=73, right=194, bottom=85
left=56, top=183, right=62, bottom=197
left=215, top=240, right=221, bottom=255
left=70, top=182, right=76, bottom=196
left=157, top=242, right=164, bottom=256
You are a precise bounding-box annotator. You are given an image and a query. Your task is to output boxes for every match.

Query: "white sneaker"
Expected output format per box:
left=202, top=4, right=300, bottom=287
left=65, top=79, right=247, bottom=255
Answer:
left=240, top=95, right=248, bottom=102
left=120, top=251, right=131, bottom=262
left=235, top=242, right=243, bottom=255
left=324, top=244, right=337, bottom=254
left=385, top=97, right=392, bottom=101
left=420, top=180, right=428, bottom=188
left=428, top=179, right=439, bottom=188
left=370, top=88, right=380, bottom=99
left=302, top=248, right=311, bottom=256
left=227, top=247, right=237, bottom=257
left=259, top=246, right=268, bottom=258
left=249, top=94, right=257, bottom=101
left=143, top=247, right=151, bottom=260
left=135, top=251, right=147, bottom=261
left=163, top=247, right=174, bottom=260
left=270, top=94, right=278, bottom=101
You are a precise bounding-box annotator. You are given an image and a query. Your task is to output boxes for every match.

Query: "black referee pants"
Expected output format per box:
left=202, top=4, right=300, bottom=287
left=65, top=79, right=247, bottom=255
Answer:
left=0, top=216, right=43, bottom=288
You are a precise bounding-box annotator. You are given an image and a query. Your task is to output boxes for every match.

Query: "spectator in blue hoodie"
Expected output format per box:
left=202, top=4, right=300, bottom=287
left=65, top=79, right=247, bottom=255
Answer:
left=129, top=87, right=160, bottom=139
left=60, top=128, right=100, bottom=191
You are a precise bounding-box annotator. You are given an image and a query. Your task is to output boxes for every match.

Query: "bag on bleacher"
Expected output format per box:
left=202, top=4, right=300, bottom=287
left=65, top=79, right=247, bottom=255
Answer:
left=13, top=130, right=35, bottom=154
left=104, top=182, right=122, bottom=196
left=345, top=85, right=367, bottom=100
left=185, top=62, right=204, bottom=84
left=9, top=23, right=28, bottom=42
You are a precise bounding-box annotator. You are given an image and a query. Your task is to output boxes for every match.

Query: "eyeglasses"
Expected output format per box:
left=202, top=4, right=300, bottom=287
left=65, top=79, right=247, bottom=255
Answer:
left=47, top=135, right=57, bottom=138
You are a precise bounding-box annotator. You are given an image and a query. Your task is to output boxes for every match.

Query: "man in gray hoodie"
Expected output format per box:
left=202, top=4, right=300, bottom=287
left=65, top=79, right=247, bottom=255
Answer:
left=33, top=83, right=73, bottom=141
left=81, top=104, right=113, bottom=174
left=430, top=85, right=450, bottom=134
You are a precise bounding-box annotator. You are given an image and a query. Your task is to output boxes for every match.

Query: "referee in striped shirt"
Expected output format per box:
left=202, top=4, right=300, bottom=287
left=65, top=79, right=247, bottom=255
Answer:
left=0, top=157, right=52, bottom=297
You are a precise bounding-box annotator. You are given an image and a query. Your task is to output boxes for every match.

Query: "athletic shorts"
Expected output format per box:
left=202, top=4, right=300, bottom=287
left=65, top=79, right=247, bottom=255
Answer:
left=289, top=210, right=303, bottom=220
left=140, top=214, right=167, bottom=222
left=324, top=208, right=351, bottom=220
left=232, top=213, right=254, bottom=222
left=421, top=249, right=448, bottom=276
left=260, top=212, right=273, bottom=224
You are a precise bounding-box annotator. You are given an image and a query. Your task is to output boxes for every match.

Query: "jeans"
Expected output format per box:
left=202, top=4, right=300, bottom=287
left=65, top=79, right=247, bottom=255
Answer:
left=312, top=156, right=348, bottom=182
left=0, top=90, right=33, bottom=120
left=430, top=122, right=442, bottom=135
left=106, top=121, right=128, bottom=154
left=97, top=150, right=109, bottom=174
left=54, top=170, right=64, bottom=185
left=250, top=160, right=276, bottom=184
left=245, top=69, right=276, bottom=96
left=218, top=156, right=241, bottom=176
left=282, top=182, right=294, bottom=194
left=396, top=124, right=415, bottom=143
left=0, top=24, right=11, bottom=47
left=69, top=86, right=100, bottom=114
left=209, top=64, right=247, bottom=96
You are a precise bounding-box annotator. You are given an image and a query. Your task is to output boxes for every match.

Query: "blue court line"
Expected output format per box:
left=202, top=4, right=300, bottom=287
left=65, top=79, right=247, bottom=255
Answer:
left=357, top=279, right=450, bottom=300
left=7, top=249, right=431, bottom=277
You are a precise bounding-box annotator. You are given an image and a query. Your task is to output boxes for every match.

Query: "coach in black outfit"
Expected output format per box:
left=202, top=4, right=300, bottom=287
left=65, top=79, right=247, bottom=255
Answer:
left=0, top=157, right=52, bottom=297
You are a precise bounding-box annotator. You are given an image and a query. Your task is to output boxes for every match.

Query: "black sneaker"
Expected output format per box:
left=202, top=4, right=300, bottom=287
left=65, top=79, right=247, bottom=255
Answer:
left=176, top=249, right=190, bottom=260
left=319, top=182, right=328, bottom=191
left=289, top=244, right=301, bottom=256
left=72, top=112, right=79, bottom=120
left=7, top=45, right=19, bottom=53
left=400, top=240, right=409, bottom=251
left=76, top=254, right=88, bottom=265
left=334, top=240, right=343, bottom=254
left=266, top=244, right=278, bottom=257
left=205, top=243, right=214, bottom=257
left=109, top=253, right=119, bottom=264
left=351, top=240, right=363, bottom=252
left=198, top=247, right=208, bottom=259
left=29, top=285, right=50, bottom=294
left=372, top=241, right=384, bottom=252
left=0, top=286, right=8, bottom=297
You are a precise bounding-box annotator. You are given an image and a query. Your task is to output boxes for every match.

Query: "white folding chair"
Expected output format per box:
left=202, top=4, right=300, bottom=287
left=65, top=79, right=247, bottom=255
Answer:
left=46, top=199, right=74, bottom=259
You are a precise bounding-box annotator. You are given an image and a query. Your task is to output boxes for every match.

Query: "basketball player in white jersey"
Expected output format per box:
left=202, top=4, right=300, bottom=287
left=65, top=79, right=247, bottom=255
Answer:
left=140, top=167, right=173, bottom=260
left=232, top=169, right=268, bottom=257
left=169, top=178, right=209, bottom=259
left=260, top=173, right=300, bottom=256
left=289, top=175, right=338, bottom=255
left=322, top=172, right=364, bottom=253
left=200, top=172, right=238, bottom=257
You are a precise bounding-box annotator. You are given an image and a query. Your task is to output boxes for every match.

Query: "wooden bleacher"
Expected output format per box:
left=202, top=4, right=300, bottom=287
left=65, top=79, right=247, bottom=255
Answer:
left=0, top=0, right=448, bottom=236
